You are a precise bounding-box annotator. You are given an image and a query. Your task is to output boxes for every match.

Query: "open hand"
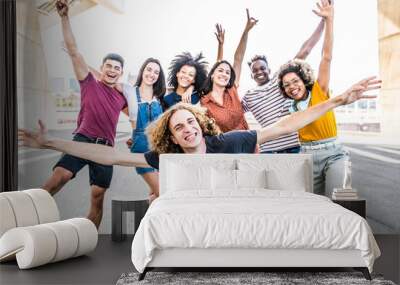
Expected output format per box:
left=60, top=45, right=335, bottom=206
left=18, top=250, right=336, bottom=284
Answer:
left=214, top=24, right=225, bottom=45
left=338, top=76, right=381, bottom=106
left=56, top=0, right=69, bottom=18
left=312, top=0, right=333, bottom=20
left=245, top=8, right=258, bottom=32
left=18, top=120, right=49, bottom=149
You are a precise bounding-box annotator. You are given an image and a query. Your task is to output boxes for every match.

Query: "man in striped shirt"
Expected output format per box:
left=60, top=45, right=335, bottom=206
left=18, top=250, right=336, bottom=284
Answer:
left=242, top=19, right=325, bottom=153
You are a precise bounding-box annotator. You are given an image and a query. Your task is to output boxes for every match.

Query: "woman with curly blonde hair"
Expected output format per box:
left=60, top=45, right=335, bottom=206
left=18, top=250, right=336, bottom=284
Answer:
left=277, top=0, right=345, bottom=197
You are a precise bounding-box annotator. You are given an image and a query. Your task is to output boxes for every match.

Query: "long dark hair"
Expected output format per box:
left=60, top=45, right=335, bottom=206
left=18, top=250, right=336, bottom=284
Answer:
left=135, top=58, right=166, bottom=103
left=200, top=60, right=236, bottom=97
left=168, top=52, right=208, bottom=93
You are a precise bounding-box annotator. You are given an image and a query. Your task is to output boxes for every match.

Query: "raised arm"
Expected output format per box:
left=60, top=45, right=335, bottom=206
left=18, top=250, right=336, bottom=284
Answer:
left=294, top=18, right=324, bottom=60
left=18, top=121, right=150, bottom=168
left=56, top=0, right=89, bottom=81
left=215, top=24, right=225, bottom=62
left=256, top=76, right=381, bottom=144
left=233, top=9, right=258, bottom=86
left=313, top=0, right=334, bottom=94
left=88, top=66, right=102, bottom=81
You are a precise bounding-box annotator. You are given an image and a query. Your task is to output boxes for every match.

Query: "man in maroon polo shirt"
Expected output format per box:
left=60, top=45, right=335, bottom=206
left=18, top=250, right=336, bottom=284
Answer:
left=42, top=0, right=127, bottom=228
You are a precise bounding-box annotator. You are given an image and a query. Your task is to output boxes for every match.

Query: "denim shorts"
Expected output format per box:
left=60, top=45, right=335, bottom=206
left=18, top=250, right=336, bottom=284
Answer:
left=54, top=133, right=113, bottom=189
left=131, top=131, right=156, bottom=175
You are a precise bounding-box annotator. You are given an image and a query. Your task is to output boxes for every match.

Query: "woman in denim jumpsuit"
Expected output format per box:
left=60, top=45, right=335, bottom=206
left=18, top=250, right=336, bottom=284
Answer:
left=125, top=58, right=166, bottom=202
left=131, top=86, right=163, bottom=172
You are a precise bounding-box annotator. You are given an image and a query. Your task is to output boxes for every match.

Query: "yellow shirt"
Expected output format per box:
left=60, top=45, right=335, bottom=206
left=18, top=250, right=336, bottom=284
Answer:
left=299, top=81, right=337, bottom=142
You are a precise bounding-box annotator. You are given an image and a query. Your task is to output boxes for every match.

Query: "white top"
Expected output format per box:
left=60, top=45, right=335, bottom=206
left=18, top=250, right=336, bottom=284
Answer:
left=122, top=83, right=138, bottom=121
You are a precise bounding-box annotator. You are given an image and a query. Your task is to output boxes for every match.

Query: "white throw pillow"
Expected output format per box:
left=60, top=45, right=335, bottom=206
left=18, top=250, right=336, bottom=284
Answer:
left=237, top=158, right=309, bottom=192
left=266, top=164, right=307, bottom=191
left=211, top=168, right=236, bottom=191
left=236, top=169, right=268, bottom=189
left=167, top=163, right=212, bottom=191
left=211, top=169, right=268, bottom=191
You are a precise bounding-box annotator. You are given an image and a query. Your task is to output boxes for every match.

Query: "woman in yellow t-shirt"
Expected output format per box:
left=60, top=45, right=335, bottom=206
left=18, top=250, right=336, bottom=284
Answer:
left=277, top=0, right=346, bottom=196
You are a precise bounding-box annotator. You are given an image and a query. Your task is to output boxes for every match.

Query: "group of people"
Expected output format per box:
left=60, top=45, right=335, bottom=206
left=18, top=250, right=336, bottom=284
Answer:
left=19, top=0, right=381, bottom=227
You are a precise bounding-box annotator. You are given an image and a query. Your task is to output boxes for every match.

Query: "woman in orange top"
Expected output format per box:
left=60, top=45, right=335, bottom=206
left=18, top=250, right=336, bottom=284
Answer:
left=200, top=9, right=257, bottom=133
left=277, top=0, right=345, bottom=196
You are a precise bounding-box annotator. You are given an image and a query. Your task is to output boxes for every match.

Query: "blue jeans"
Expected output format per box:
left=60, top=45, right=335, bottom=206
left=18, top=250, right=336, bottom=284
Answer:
left=301, top=138, right=349, bottom=196
left=131, top=87, right=163, bottom=175
left=131, top=131, right=156, bottom=175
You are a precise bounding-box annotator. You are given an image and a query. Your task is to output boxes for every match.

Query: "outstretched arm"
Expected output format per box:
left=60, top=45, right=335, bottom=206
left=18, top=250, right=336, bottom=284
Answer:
left=61, top=42, right=101, bottom=82
left=314, top=0, right=334, bottom=94
left=215, top=24, right=225, bottom=61
left=294, top=19, right=324, bottom=60
left=56, top=0, right=89, bottom=81
left=256, top=76, right=381, bottom=144
left=18, top=121, right=150, bottom=168
left=233, top=9, right=258, bottom=86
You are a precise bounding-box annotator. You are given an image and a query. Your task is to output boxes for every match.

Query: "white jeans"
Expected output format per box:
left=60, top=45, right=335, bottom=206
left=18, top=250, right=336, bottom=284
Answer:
left=301, top=138, right=349, bottom=197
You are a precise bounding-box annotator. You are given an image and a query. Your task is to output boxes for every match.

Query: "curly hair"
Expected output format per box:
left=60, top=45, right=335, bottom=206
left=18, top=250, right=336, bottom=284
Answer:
left=247, top=54, right=268, bottom=68
left=168, top=52, right=208, bottom=93
left=277, top=59, right=315, bottom=99
left=146, top=103, right=221, bottom=154
left=200, top=60, right=236, bottom=97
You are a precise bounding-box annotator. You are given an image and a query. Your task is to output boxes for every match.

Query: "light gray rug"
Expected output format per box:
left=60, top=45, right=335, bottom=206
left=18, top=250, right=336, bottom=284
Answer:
left=116, top=271, right=396, bottom=285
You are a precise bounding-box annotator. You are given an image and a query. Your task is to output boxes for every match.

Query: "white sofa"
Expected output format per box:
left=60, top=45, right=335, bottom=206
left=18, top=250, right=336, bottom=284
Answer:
left=0, top=189, right=98, bottom=269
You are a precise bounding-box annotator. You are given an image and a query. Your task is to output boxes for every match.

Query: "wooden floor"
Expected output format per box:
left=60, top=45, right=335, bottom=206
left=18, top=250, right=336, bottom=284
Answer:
left=0, top=235, right=398, bottom=285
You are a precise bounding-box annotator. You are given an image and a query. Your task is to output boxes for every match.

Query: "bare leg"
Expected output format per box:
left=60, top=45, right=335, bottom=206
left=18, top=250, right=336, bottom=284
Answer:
left=87, top=185, right=107, bottom=228
left=42, top=167, right=73, bottom=196
left=141, top=172, right=159, bottom=202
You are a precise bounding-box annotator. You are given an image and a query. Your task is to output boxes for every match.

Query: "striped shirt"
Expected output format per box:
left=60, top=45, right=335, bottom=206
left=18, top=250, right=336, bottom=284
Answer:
left=242, top=75, right=300, bottom=152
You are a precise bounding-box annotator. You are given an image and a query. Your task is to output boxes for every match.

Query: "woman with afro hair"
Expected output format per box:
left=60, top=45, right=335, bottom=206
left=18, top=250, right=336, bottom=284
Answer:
left=277, top=0, right=347, bottom=197
left=163, top=52, right=208, bottom=108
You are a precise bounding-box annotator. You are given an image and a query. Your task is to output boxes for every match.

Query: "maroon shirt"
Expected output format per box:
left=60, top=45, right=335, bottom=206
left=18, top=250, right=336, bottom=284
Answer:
left=74, top=73, right=127, bottom=145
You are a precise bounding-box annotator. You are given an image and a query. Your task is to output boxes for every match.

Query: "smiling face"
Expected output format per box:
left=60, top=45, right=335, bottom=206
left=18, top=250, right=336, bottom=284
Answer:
left=100, top=59, right=123, bottom=86
left=141, top=62, right=161, bottom=86
left=211, top=62, right=231, bottom=87
left=168, top=109, right=204, bottom=151
left=282, top=72, right=307, bottom=101
left=176, top=65, right=196, bottom=88
left=250, top=59, right=270, bottom=86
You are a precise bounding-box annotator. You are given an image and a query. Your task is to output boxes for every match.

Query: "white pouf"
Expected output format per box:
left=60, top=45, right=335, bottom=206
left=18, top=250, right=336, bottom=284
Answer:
left=0, top=189, right=98, bottom=269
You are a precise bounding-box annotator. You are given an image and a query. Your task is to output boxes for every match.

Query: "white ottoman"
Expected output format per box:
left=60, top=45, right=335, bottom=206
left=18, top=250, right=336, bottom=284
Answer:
left=0, top=189, right=98, bottom=269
